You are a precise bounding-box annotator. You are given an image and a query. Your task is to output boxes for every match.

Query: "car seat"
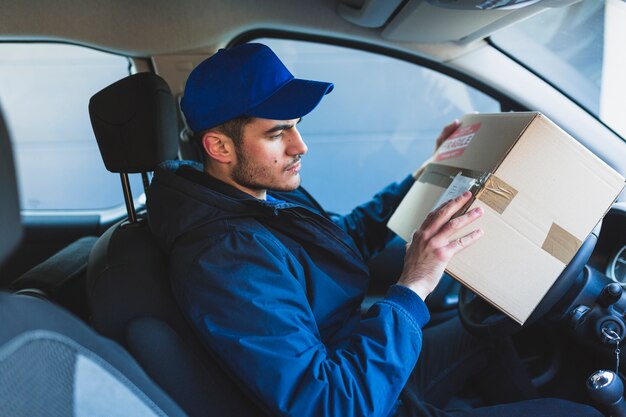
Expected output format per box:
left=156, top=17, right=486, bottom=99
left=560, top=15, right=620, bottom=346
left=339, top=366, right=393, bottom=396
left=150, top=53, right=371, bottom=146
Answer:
left=0, top=102, right=187, bottom=417
left=0, top=106, right=22, bottom=267
left=10, top=235, right=98, bottom=319
left=86, top=72, right=270, bottom=417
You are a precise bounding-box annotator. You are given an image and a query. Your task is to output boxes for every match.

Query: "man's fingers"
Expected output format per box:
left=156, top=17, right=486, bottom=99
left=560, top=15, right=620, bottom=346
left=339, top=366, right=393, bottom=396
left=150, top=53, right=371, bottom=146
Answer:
left=447, top=228, right=484, bottom=254
left=436, top=206, right=483, bottom=240
left=435, top=119, right=460, bottom=150
left=422, top=191, right=472, bottom=232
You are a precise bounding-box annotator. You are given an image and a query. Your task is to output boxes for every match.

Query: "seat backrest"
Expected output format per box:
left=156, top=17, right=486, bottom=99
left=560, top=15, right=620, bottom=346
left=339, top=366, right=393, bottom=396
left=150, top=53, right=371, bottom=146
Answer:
left=0, top=101, right=187, bottom=417
left=0, top=292, right=188, bottom=417
left=0, top=103, right=23, bottom=266
left=87, top=73, right=268, bottom=417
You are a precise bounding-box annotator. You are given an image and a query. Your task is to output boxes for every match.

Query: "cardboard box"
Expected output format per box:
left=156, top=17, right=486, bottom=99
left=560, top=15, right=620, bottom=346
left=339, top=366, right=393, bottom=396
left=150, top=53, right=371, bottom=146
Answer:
left=388, top=112, right=625, bottom=324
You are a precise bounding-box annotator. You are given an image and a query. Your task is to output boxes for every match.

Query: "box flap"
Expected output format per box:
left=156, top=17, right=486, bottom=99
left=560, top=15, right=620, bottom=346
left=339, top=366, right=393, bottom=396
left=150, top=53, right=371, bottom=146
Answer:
left=434, top=112, right=537, bottom=171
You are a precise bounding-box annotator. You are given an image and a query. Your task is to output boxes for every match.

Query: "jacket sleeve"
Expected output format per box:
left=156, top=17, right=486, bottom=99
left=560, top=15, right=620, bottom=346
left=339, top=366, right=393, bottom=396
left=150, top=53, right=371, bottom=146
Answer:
left=172, top=231, right=429, bottom=417
left=332, top=174, right=415, bottom=261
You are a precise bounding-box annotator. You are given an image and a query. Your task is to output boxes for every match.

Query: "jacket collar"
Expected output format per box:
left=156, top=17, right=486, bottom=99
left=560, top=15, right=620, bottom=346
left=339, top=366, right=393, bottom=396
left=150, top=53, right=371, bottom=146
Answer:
left=176, top=164, right=251, bottom=200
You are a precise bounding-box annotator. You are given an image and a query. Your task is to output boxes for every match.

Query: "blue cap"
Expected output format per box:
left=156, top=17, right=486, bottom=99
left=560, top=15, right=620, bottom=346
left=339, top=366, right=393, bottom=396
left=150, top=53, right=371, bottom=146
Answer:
left=181, top=43, right=334, bottom=132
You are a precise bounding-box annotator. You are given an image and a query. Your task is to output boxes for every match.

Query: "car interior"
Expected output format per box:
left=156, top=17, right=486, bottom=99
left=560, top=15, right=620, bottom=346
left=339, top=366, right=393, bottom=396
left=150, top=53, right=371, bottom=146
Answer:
left=1, top=0, right=626, bottom=416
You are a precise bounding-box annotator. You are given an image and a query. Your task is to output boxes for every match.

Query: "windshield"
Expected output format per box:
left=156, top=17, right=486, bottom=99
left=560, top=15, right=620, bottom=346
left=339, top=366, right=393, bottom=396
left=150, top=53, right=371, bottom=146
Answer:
left=491, top=0, right=626, bottom=140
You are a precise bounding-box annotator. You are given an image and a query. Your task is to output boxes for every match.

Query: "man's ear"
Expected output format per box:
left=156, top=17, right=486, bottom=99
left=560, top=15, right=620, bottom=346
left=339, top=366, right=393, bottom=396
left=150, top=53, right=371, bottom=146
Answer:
left=201, top=131, right=235, bottom=164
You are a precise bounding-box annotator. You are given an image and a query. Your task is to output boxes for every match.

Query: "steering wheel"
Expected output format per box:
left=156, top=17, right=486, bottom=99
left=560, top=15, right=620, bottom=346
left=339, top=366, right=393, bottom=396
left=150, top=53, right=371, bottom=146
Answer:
left=458, top=224, right=601, bottom=337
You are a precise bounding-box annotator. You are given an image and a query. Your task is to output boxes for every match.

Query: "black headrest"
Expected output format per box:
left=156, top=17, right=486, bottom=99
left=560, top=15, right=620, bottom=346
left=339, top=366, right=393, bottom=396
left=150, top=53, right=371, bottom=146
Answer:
left=0, top=105, right=23, bottom=266
left=89, top=73, right=179, bottom=173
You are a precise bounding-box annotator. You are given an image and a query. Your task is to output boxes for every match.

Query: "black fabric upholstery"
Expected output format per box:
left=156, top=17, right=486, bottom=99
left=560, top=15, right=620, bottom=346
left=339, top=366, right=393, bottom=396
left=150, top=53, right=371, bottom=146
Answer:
left=127, top=317, right=268, bottom=417
left=12, top=236, right=96, bottom=292
left=89, top=73, right=179, bottom=173
left=126, top=318, right=217, bottom=415
left=0, top=106, right=23, bottom=266
left=0, top=292, right=188, bottom=417
left=87, top=221, right=182, bottom=342
left=11, top=236, right=97, bottom=319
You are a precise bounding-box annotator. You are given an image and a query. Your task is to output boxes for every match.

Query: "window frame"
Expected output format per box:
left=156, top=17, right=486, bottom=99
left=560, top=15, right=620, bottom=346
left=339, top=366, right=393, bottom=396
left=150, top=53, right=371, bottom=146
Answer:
left=229, top=29, right=526, bottom=113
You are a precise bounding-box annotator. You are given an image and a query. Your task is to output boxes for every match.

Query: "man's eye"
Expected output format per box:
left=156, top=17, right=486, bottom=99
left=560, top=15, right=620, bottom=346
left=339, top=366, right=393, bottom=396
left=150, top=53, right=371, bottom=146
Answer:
left=270, top=133, right=283, bottom=140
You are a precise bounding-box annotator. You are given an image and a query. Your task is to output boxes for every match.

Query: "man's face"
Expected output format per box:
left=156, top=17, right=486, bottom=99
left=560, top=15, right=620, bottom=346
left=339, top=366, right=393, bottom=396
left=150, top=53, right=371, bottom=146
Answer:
left=231, top=117, right=307, bottom=195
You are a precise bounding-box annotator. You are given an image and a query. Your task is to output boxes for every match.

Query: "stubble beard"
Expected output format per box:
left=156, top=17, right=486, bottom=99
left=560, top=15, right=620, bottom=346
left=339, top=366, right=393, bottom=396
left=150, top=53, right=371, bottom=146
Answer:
left=232, top=148, right=302, bottom=193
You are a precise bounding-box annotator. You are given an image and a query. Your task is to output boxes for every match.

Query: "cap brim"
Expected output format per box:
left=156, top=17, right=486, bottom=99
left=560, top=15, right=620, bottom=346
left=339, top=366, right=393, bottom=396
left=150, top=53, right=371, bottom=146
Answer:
left=246, top=78, right=333, bottom=121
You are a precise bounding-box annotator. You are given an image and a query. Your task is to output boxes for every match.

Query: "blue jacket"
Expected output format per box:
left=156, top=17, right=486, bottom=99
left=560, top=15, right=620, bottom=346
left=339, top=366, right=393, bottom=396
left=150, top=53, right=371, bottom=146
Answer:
left=147, top=161, right=430, bottom=417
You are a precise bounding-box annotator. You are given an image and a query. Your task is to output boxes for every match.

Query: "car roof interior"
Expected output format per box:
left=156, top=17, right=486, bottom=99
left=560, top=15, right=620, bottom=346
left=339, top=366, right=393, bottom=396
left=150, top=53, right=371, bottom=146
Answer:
left=0, top=0, right=587, bottom=143
left=0, top=0, right=581, bottom=58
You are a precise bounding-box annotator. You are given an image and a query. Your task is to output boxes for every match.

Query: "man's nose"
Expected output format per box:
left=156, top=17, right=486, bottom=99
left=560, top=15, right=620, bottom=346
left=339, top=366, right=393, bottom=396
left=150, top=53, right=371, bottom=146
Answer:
left=287, top=127, right=308, bottom=156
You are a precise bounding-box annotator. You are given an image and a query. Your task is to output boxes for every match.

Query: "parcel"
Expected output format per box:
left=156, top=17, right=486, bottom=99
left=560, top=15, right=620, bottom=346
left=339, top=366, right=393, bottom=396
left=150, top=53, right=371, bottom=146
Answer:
left=388, top=112, right=625, bottom=325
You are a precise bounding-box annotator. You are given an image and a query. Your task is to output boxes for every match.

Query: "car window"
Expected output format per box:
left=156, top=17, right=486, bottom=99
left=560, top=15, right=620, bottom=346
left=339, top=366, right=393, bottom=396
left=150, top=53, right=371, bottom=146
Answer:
left=491, top=0, right=626, bottom=140
left=0, top=43, right=140, bottom=211
left=254, top=38, right=500, bottom=213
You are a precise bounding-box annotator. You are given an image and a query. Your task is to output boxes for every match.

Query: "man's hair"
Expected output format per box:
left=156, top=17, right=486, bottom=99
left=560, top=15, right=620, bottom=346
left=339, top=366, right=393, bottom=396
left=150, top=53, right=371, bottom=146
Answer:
left=194, top=115, right=252, bottom=163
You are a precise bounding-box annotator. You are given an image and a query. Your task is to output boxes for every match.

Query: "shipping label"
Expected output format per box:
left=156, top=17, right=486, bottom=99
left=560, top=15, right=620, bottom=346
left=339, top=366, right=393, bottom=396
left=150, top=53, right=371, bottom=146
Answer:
left=435, top=122, right=481, bottom=161
left=432, top=172, right=477, bottom=211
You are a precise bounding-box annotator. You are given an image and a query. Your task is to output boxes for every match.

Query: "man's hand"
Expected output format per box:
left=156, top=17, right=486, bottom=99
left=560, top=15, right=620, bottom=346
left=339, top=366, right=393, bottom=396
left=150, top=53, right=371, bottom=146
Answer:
left=397, top=191, right=483, bottom=300
left=434, top=119, right=460, bottom=151
left=412, top=119, right=461, bottom=179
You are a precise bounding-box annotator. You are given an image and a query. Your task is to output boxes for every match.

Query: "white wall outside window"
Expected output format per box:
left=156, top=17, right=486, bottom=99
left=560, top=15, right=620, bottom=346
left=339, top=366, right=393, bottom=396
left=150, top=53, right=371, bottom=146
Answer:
left=0, top=43, right=139, bottom=211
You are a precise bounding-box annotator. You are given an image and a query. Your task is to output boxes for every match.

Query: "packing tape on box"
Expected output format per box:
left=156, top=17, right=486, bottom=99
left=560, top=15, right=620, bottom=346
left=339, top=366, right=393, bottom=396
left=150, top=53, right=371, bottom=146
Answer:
left=419, top=163, right=517, bottom=214
left=541, top=222, right=582, bottom=264
left=474, top=175, right=518, bottom=215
